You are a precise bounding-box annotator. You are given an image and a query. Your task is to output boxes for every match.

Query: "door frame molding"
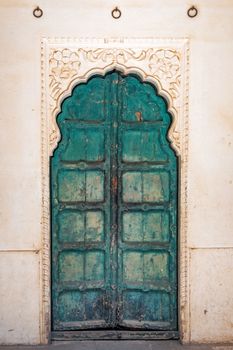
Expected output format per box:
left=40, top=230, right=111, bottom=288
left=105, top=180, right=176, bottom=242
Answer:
left=40, top=37, right=189, bottom=343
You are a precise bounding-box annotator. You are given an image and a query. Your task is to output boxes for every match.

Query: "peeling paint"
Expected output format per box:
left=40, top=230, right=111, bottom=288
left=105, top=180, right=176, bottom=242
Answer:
left=51, top=72, right=178, bottom=332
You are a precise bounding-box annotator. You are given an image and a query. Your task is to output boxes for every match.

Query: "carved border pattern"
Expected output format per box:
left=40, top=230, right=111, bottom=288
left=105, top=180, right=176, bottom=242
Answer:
left=41, top=38, right=190, bottom=343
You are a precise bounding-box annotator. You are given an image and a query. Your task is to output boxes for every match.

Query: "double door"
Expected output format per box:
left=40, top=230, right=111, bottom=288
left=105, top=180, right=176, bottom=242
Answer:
left=51, top=71, right=178, bottom=333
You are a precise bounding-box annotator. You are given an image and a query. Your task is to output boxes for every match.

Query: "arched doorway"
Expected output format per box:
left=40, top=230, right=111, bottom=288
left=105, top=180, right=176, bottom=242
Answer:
left=51, top=71, right=178, bottom=338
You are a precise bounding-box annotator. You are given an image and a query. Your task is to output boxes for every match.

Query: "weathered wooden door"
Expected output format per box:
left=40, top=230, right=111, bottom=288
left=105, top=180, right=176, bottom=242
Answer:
left=51, top=71, right=178, bottom=335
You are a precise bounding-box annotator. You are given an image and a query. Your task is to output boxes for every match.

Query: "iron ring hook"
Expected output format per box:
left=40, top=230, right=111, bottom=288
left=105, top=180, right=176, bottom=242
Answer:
left=33, top=6, right=43, bottom=18
left=187, top=6, right=198, bottom=18
left=112, top=7, right=121, bottom=19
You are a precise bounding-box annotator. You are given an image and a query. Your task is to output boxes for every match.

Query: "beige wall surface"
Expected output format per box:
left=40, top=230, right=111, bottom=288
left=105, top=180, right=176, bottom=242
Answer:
left=0, top=0, right=233, bottom=345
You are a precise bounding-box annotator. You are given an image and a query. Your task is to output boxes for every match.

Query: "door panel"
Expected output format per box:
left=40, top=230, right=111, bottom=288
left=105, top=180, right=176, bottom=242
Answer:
left=122, top=171, right=169, bottom=203
left=51, top=75, right=112, bottom=330
left=121, top=129, right=168, bottom=163
left=122, top=211, right=169, bottom=242
left=62, top=127, right=105, bottom=162
left=117, top=74, right=177, bottom=330
left=51, top=71, right=178, bottom=332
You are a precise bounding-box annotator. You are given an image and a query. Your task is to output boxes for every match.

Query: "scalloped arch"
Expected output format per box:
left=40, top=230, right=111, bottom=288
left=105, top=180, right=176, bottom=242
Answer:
left=47, top=45, right=187, bottom=157
left=51, top=64, right=177, bottom=155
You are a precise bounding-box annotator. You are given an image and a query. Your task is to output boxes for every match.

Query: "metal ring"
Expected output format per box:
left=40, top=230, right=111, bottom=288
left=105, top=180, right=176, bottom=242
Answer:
left=33, top=6, right=43, bottom=18
left=111, top=7, right=121, bottom=19
left=187, top=6, right=198, bottom=18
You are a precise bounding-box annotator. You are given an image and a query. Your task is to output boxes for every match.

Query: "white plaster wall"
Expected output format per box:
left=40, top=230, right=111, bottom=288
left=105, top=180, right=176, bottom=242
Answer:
left=190, top=249, right=233, bottom=343
left=0, top=0, right=232, bottom=344
left=0, top=253, right=40, bottom=344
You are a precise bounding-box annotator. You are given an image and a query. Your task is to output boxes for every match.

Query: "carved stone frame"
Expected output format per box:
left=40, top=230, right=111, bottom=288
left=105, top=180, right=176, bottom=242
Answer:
left=40, top=37, right=190, bottom=343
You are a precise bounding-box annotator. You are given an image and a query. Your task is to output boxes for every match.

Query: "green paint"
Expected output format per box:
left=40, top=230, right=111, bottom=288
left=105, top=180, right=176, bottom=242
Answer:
left=51, top=72, right=178, bottom=331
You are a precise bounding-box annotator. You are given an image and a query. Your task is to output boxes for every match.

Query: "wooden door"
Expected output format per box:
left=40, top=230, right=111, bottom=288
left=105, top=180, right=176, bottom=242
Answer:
left=51, top=71, right=178, bottom=334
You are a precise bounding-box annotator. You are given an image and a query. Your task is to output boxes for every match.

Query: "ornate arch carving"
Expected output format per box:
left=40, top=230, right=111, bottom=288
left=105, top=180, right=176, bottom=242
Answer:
left=45, top=40, right=188, bottom=156
left=40, top=38, right=190, bottom=343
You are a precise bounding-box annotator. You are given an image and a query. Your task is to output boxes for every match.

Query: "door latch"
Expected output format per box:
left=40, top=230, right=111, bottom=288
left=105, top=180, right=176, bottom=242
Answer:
left=112, top=176, right=118, bottom=194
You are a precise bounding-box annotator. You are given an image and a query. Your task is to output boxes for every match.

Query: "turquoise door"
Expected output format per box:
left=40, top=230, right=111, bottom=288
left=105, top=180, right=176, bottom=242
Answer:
left=51, top=71, right=178, bottom=334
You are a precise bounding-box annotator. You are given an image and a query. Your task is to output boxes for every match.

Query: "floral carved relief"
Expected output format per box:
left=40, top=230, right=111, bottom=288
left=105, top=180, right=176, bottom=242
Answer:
left=148, top=49, right=181, bottom=99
